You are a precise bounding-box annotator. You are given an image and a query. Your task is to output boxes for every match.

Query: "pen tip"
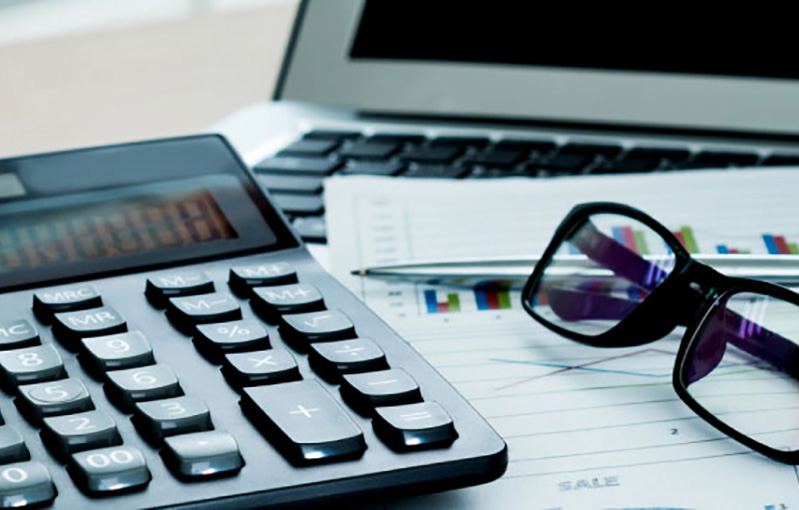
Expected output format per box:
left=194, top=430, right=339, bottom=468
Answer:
left=350, top=269, right=366, bottom=276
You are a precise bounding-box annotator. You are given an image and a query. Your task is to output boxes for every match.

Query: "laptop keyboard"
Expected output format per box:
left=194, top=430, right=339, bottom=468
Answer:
left=252, top=129, right=798, bottom=243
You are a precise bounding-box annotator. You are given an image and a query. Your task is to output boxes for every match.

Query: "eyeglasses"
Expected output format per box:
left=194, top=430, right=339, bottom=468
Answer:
left=522, top=202, right=799, bottom=464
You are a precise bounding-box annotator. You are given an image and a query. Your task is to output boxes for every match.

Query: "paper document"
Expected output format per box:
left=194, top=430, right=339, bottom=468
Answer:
left=325, top=169, right=799, bottom=510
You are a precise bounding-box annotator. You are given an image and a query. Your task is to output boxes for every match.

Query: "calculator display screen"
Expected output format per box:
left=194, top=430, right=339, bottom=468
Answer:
left=0, top=187, right=238, bottom=273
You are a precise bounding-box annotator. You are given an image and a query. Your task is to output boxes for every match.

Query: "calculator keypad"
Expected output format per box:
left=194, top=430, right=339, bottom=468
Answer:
left=32, top=284, right=102, bottom=323
left=133, top=396, right=213, bottom=444
left=0, top=427, right=29, bottom=464
left=0, top=255, right=469, bottom=508
left=161, top=431, right=243, bottom=480
left=52, top=307, right=127, bottom=348
left=105, top=365, right=183, bottom=412
left=70, top=446, right=151, bottom=494
left=0, top=320, right=39, bottom=351
left=222, top=349, right=301, bottom=389
left=41, top=410, right=122, bottom=460
left=241, top=381, right=366, bottom=464
left=0, top=344, right=67, bottom=391
left=167, top=292, right=242, bottom=331
left=80, top=331, right=155, bottom=374
left=195, top=320, right=270, bottom=362
left=16, top=378, right=94, bottom=424
left=0, top=461, right=57, bottom=508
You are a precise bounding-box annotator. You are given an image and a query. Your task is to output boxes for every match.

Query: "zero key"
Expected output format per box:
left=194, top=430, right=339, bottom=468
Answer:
left=33, top=284, right=102, bottom=323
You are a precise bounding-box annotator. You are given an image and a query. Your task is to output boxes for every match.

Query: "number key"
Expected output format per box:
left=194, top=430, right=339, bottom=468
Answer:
left=16, top=378, right=94, bottom=424
left=80, top=331, right=155, bottom=374
left=41, top=410, right=121, bottom=460
left=105, top=365, right=183, bottom=412
left=70, top=446, right=151, bottom=494
left=0, top=461, right=57, bottom=508
left=133, top=396, right=213, bottom=444
left=0, top=345, right=66, bottom=391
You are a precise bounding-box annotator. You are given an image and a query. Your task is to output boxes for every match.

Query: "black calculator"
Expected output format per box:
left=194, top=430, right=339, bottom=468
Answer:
left=0, top=136, right=507, bottom=509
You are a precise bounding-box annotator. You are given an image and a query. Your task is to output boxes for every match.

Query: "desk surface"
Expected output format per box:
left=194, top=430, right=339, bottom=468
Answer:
left=0, top=1, right=297, bottom=159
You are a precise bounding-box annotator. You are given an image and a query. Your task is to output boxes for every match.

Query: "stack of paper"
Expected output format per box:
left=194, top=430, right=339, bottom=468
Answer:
left=325, top=169, right=799, bottom=509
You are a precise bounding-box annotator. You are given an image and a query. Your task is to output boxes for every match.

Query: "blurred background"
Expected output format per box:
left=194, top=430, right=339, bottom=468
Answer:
left=0, top=0, right=298, bottom=158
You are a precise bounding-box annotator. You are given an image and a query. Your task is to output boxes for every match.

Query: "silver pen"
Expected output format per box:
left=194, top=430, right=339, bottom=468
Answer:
left=351, top=254, right=799, bottom=289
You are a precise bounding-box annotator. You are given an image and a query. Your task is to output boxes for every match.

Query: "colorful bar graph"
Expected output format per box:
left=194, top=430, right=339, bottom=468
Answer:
left=763, top=234, right=798, bottom=254
left=424, top=289, right=462, bottom=313
left=611, top=226, right=650, bottom=255
left=475, top=288, right=513, bottom=311
left=672, top=226, right=699, bottom=254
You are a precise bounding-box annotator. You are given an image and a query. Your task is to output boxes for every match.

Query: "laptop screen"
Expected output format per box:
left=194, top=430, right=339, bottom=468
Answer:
left=350, top=2, right=796, bottom=81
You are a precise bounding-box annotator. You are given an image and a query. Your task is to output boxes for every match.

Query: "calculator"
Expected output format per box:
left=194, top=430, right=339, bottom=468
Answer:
left=0, top=136, right=507, bottom=509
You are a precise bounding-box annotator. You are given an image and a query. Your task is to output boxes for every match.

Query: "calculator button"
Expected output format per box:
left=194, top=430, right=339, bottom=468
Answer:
left=105, top=365, right=183, bottom=412
left=52, top=306, right=127, bottom=348
left=0, top=345, right=67, bottom=391
left=222, top=349, right=301, bottom=389
left=228, top=263, right=298, bottom=296
left=162, top=431, right=243, bottom=480
left=167, top=292, right=242, bottom=332
left=309, top=338, right=388, bottom=381
left=70, top=446, right=150, bottom=494
left=0, top=320, right=39, bottom=351
left=0, top=427, right=29, bottom=464
left=373, top=402, right=457, bottom=451
left=195, top=320, right=270, bottom=363
left=133, top=396, right=213, bottom=444
left=16, top=378, right=94, bottom=424
left=80, top=331, right=155, bottom=374
left=33, top=284, right=102, bottom=323
left=42, top=410, right=122, bottom=460
left=251, top=284, right=325, bottom=322
left=241, top=380, right=365, bottom=464
left=279, top=310, right=356, bottom=349
left=0, top=461, right=57, bottom=508
left=145, top=271, right=216, bottom=308
left=340, top=369, right=422, bottom=413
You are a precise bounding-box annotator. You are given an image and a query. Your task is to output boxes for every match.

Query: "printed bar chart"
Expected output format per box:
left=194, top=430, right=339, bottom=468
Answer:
left=673, top=226, right=700, bottom=254
left=763, top=234, right=799, bottom=254
left=423, top=288, right=514, bottom=314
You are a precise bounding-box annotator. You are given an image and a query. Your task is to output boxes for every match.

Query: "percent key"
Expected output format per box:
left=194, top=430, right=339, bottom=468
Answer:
left=194, top=320, right=270, bottom=363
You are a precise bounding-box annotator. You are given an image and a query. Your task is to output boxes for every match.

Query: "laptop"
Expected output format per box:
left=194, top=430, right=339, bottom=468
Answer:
left=212, top=1, right=799, bottom=244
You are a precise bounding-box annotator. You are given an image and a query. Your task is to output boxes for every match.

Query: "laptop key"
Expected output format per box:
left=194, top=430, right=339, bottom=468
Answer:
left=561, top=143, right=622, bottom=159
left=367, top=133, right=427, bottom=144
left=340, top=161, right=405, bottom=176
left=272, top=194, right=324, bottom=216
left=464, top=149, right=525, bottom=167
left=398, top=146, right=462, bottom=164
left=291, top=217, right=327, bottom=243
left=253, top=157, right=341, bottom=176
left=258, top=175, right=323, bottom=195
left=339, top=143, right=399, bottom=160
left=402, top=165, right=469, bottom=178
left=277, top=139, right=338, bottom=157
left=303, top=129, right=361, bottom=140
left=762, top=154, right=799, bottom=166
left=689, top=151, right=760, bottom=168
left=495, top=139, right=556, bottom=154
left=428, top=136, right=490, bottom=148
left=534, top=152, right=593, bottom=173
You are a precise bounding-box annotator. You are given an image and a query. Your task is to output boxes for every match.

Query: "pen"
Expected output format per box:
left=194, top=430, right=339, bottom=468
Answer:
left=351, top=254, right=799, bottom=289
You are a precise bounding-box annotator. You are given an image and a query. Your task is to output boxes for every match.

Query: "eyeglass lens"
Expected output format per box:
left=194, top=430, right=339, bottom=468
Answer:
left=683, top=291, right=799, bottom=452
left=528, top=213, right=677, bottom=336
